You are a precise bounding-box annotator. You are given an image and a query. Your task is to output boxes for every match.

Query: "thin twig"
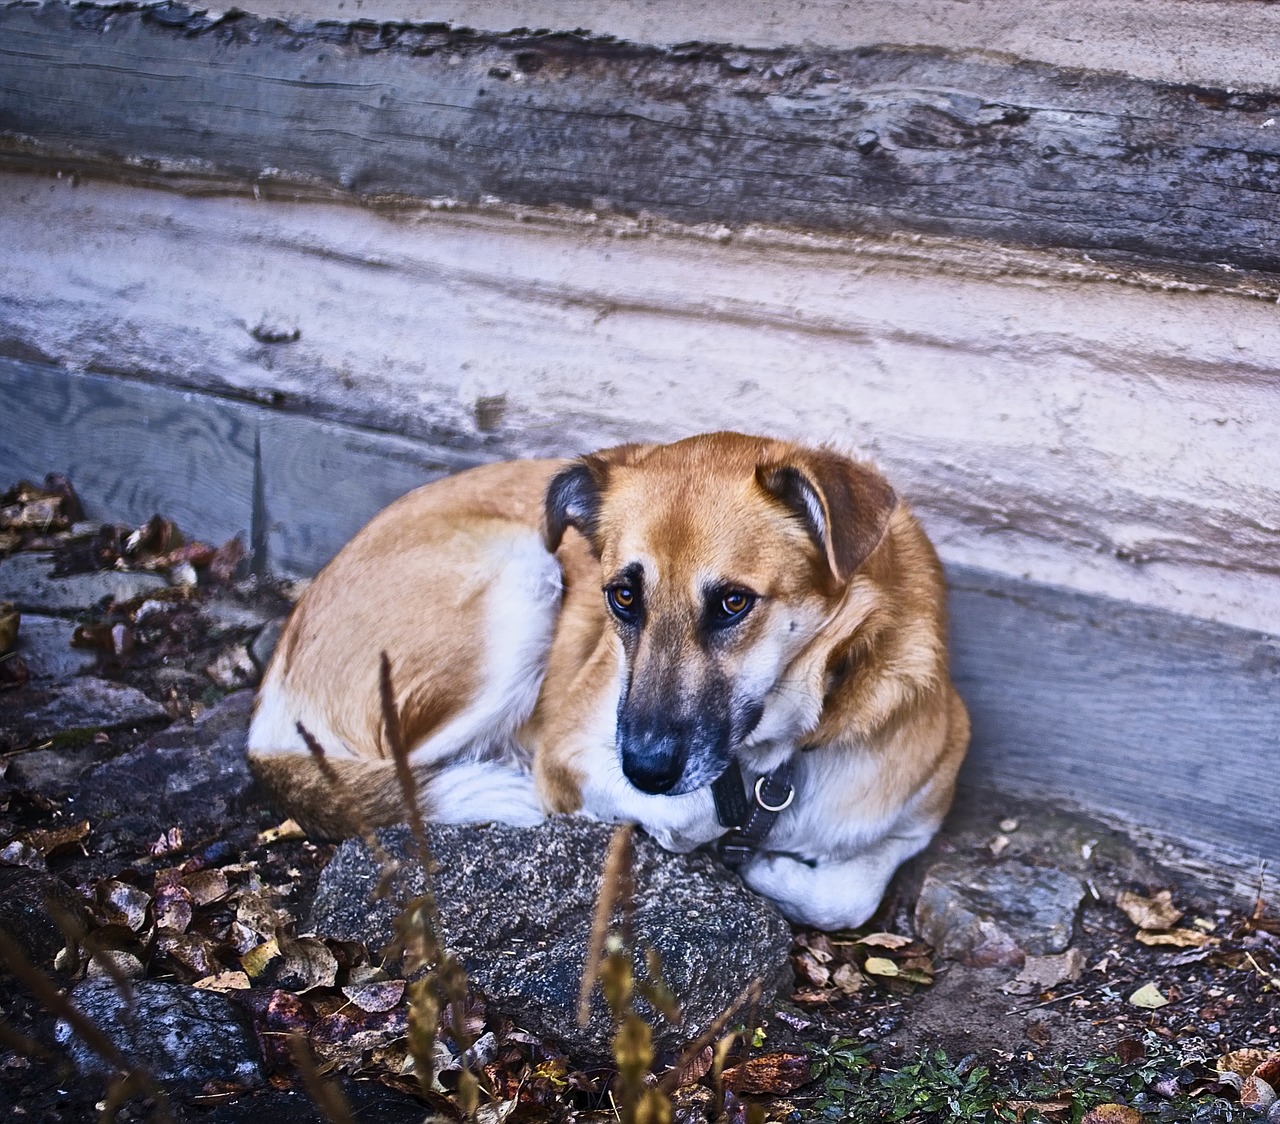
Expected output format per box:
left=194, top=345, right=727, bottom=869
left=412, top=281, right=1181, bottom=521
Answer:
left=578, top=825, right=634, bottom=1026
left=1012, top=988, right=1090, bottom=1013
left=288, top=1034, right=357, bottom=1124
left=658, top=978, right=763, bottom=1094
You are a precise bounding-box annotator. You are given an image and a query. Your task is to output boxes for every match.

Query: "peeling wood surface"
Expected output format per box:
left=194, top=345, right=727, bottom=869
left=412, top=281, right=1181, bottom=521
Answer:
left=115, top=0, right=1280, bottom=93
left=2, top=358, right=1276, bottom=875
left=4, top=5, right=1280, bottom=273
left=3, top=174, right=1278, bottom=634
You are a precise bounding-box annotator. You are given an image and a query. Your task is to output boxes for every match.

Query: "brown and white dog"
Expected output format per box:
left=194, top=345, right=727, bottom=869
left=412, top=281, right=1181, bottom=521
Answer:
left=248, top=432, right=969, bottom=929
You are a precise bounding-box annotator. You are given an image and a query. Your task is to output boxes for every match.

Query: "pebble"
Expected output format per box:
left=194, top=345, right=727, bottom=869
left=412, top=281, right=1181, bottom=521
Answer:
left=0, top=553, right=167, bottom=613
left=914, top=857, right=1085, bottom=967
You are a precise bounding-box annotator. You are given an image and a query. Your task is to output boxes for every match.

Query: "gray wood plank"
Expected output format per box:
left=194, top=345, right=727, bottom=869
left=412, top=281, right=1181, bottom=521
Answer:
left=2, top=6, right=1280, bottom=274
left=947, top=565, right=1280, bottom=868
left=0, top=359, right=256, bottom=548
left=257, top=411, right=482, bottom=576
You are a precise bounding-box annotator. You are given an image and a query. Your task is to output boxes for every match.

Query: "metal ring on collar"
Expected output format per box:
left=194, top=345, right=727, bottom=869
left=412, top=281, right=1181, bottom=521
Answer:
left=753, top=775, right=795, bottom=813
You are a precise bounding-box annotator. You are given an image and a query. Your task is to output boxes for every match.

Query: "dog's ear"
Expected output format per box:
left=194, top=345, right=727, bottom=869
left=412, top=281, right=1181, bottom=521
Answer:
left=544, top=456, right=608, bottom=552
left=757, top=450, right=898, bottom=584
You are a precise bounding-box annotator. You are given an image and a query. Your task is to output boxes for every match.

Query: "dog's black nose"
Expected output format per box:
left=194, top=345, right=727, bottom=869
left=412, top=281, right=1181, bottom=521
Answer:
left=622, top=752, right=683, bottom=795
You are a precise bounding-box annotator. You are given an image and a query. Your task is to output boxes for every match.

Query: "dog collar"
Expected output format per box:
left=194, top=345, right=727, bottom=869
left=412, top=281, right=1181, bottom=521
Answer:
left=712, top=758, right=796, bottom=868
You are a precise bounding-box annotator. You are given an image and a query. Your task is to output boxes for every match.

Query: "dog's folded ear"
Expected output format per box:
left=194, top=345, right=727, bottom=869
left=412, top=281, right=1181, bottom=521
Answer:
left=757, top=450, right=898, bottom=585
left=544, top=456, right=609, bottom=552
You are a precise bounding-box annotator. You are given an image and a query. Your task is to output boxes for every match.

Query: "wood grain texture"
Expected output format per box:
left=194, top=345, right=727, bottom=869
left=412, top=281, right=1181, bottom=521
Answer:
left=3, top=4, right=1280, bottom=274
left=0, top=358, right=257, bottom=548
left=258, top=411, right=478, bottom=575
left=0, top=359, right=482, bottom=573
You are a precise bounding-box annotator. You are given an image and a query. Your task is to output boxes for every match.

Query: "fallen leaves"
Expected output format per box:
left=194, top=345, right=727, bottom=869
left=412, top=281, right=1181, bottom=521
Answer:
left=1002, top=948, right=1086, bottom=996
left=1127, top=982, right=1169, bottom=1009
left=790, top=930, right=934, bottom=1003
left=1116, top=889, right=1183, bottom=931
left=1135, top=927, right=1216, bottom=948
left=1080, top=1105, right=1143, bottom=1124
left=721, top=1052, right=812, bottom=1094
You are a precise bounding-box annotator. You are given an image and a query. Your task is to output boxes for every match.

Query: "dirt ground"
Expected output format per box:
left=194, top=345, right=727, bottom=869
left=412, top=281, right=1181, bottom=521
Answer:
left=1, top=479, right=1277, bottom=1123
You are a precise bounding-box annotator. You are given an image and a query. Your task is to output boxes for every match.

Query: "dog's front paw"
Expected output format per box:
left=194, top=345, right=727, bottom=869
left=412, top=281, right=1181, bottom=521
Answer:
left=741, top=852, right=884, bottom=930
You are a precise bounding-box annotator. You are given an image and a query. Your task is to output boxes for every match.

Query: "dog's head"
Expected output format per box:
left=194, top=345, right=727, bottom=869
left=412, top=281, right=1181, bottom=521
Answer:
left=544, top=433, right=897, bottom=796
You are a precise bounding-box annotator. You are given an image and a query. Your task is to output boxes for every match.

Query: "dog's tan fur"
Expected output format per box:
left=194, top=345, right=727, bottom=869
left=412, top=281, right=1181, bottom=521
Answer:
left=248, top=433, right=969, bottom=928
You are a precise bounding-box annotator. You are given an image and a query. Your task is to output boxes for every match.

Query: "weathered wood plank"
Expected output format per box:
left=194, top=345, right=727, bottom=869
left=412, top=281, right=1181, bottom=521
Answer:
left=3, top=174, right=1279, bottom=635
left=0, top=359, right=484, bottom=573
left=3, top=5, right=1280, bottom=274
left=258, top=411, right=479, bottom=575
left=0, top=358, right=257, bottom=548
left=948, top=566, right=1280, bottom=872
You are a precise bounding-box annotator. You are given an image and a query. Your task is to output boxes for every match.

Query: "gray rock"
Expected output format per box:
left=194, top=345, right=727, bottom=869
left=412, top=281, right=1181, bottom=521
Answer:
left=68, top=691, right=256, bottom=855
left=202, top=598, right=279, bottom=636
left=250, top=619, right=283, bottom=670
left=0, top=677, right=167, bottom=752
left=309, top=819, right=794, bottom=1058
left=55, top=977, right=263, bottom=1092
left=0, top=865, right=89, bottom=969
left=0, top=553, right=168, bottom=613
left=14, top=613, right=95, bottom=680
left=914, top=857, right=1085, bottom=968
left=4, top=747, right=92, bottom=795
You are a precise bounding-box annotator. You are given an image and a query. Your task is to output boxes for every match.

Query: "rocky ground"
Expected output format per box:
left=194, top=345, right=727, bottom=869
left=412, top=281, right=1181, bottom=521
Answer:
left=0, top=476, right=1277, bottom=1124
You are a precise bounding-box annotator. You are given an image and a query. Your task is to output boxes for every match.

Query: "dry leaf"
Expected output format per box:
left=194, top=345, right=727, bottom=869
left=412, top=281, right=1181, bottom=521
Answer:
left=153, top=883, right=194, bottom=933
left=22, top=820, right=91, bottom=858
left=341, top=979, right=407, bottom=1013
left=721, top=1052, right=812, bottom=1094
left=1135, top=928, right=1215, bottom=948
left=863, top=957, right=899, bottom=977
left=1081, top=1106, right=1143, bottom=1124
left=796, top=932, right=835, bottom=962
left=1003, top=948, right=1086, bottom=996
left=1116, top=889, right=1183, bottom=931
left=665, top=1046, right=713, bottom=1089
left=148, top=827, right=184, bottom=857
left=794, top=950, right=831, bottom=987
left=791, top=988, right=834, bottom=1004
left=832, top=963, right=864, bottom=995
left=256, top=819, right=307, bottom=846
left=184, top=868, right=230, bottom=906
left=99, top=880, right=151, bottom=931
left=1241, top=1076, right=1278, bottom=1111
left=242, top=937, right=281, bottom=978
left=1217, top=1050, right=1272, bottom=1079
left=858, top=933, right=913, bottom=950
left=1128, top=983, right=1169, bottom=1009
left=193, top=970, right=251, bottom=992
left=274, top=935, right=339, bottom=991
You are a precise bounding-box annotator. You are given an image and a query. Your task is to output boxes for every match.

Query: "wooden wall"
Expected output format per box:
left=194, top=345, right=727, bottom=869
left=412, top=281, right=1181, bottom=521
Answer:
left=4, top=358, right=1277, bottom=897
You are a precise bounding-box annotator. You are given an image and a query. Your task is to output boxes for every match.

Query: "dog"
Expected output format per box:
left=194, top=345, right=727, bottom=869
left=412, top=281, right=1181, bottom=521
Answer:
left=247, top=432, right=970, bottom=929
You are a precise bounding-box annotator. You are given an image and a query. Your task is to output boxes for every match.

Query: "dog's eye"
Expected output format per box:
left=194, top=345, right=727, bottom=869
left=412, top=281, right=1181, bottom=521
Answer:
left=713, top=590, right=756, bottom=624
left=606, top=584, right=639, bottom=620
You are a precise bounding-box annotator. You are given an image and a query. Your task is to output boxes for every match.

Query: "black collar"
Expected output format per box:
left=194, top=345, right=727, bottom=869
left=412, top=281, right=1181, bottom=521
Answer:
left=711, top=758, right=796, bottom=868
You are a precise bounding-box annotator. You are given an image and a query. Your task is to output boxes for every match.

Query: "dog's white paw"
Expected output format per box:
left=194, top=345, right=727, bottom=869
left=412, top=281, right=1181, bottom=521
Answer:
left=741, top=852, right=886, bottom=930
left=427, top=760, right=545, bottom=828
